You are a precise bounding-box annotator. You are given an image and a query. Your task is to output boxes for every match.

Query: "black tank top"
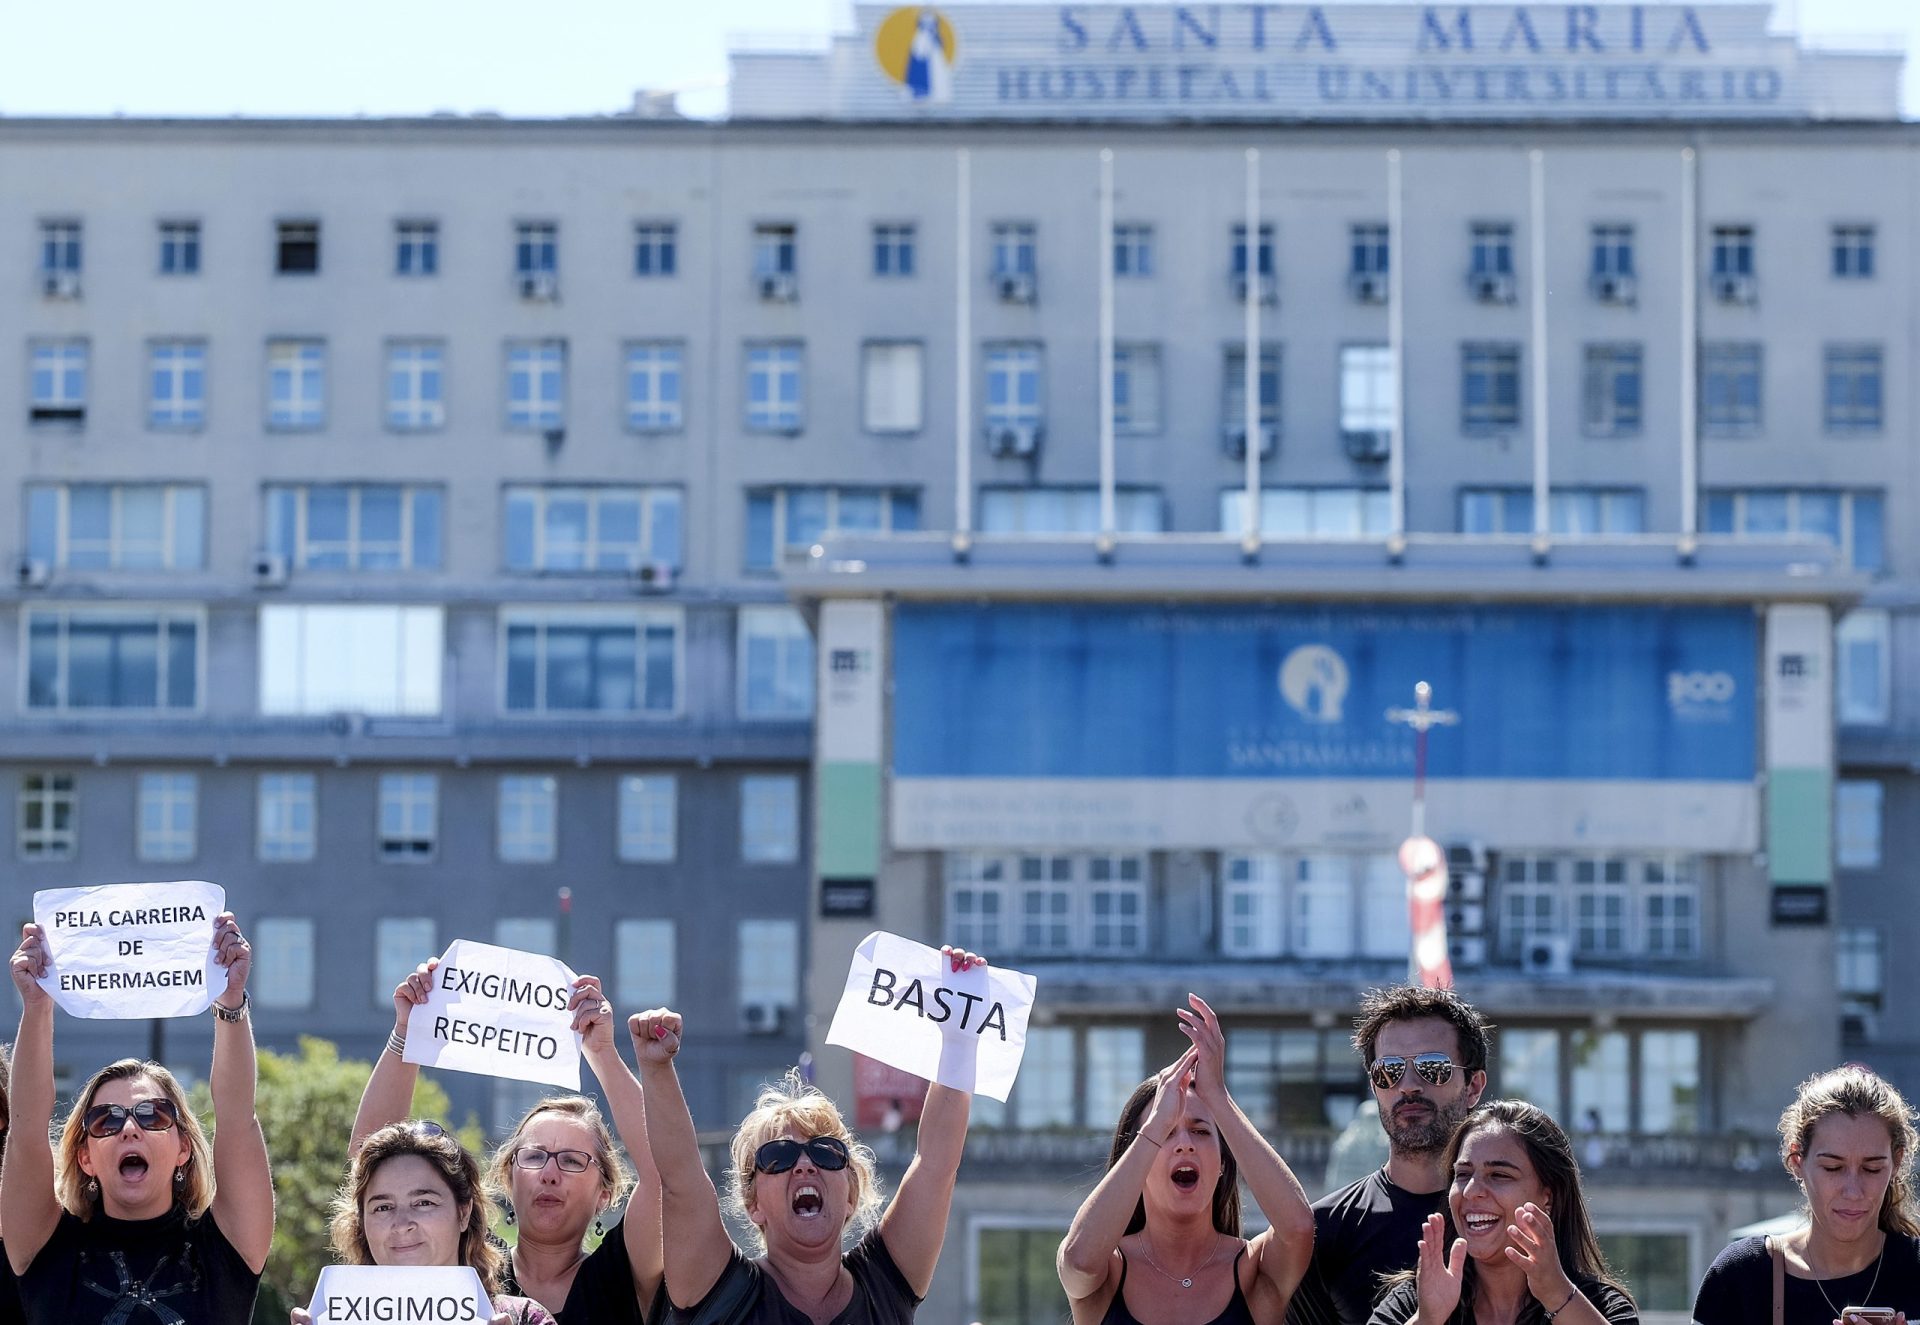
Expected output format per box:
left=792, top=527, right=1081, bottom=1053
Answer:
left=1100, top=1246, right=1257, bottom=1325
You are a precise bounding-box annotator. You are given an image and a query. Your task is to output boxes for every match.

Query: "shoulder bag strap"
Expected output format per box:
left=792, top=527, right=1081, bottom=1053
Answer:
left=1767, top=1235, right=1785, bottom=1325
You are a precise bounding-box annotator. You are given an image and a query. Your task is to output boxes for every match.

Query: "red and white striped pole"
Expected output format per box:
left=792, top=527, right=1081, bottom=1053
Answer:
left=1387, top=682, right=1459, bottom=989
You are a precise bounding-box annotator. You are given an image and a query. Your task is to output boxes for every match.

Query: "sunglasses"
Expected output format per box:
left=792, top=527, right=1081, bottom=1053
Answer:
left=754, top=1136, right=850, bottom=1175
left=1368, top=1053, right=1456, bottom=1091
left=514, top=1146, right=594, bottom=1175
left=83, top=1098, right=181, bottom=1140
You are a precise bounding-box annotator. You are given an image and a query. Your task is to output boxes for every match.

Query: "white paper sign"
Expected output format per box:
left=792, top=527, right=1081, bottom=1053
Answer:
left=306, top=1264, right=493, bottom=1325
left=825, top=931, right=1037, bottom=1102
left=404, top=939, right=582, bottom=1090
left=34, top=882, right=225, bottom=1020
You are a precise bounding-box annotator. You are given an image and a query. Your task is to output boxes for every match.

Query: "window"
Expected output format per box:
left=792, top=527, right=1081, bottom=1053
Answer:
left=1832, top=224, right=1875, bottom=279
left=26, top=608, right=200, bottom=713
left=863, top=342, right=923, bottom=433
left=1459, top=488, right=1645, bottom=537
left=625, top=343, right=684, bottom=431
left=136, top=772, right=196, bottom=863
left=1599, top=1233, right=1692, bottom=1314
left=1113, top=222, right=1153, bottom=277
left=979, top=487, right=1165, bottom=535
left=1837, top=610, right=1890, bottom=725
left=745, top=343, right=804, bottom=432
left=741, top=775, right=800, bottom=864
left=1230, top=223, right=1275, bottom=276
left=943, top=852, right=1148, bottom=957
left=18, top=773, right=76, bottom=861
left=148, top=341, right=206, bottom=429
left=505, top=486, right=683, bottom=574
left=1226, top=1027, right=1363, bottom=1130
left=947, top=854, right=1010, bottom=954
left=1462, top=343, right=1521, bottom=432
left=266, top=340, right=326, bottom=429
left=259, top=604, right=439, bottom=717
left=27, top=483, right=206, bottom=571
left=265, top=484, right=443, bottom=572
left=1498, top=852, right=1700, bottom=958
left=1087, top=854, right=1147, bottom=954
left=395, top=220, right=438, bottom=276
left=1700, top=343, right=1762, bottom=436
left=1824, top=345, right=1883, bottom=434
left=975, top=1226, right=1069, bottom=1325
left=498, top=776, right=557, bottom=863
left=618, top=776, right=676, bottom=863
left=495, top=917, right=557, bottom=957
left=983, top=343, right=1043, bottom=429
left=1590, top=224, right=1635, bottom=277
left=386, top=341, right=446, bottom=431
left=375, top=917, right=435, bottom=1005
left=276, top=220, right=319, bottom=275
left=1499, top=1028, right=1563, bottom=1117
left=29, top=340, right=87, bottom=425
left=1220, top=488, right=1391, bottom=540
left=738, top=919, right=800, bottom=1021
left=1571, top=857, right=1630, bottom=956
left=1837, top=926, right=1885, bottom=1008
left=1836, top=780, right=1884, bottom=869
left=1112, top=343, right=1161, bottom=434
left=1640, top=857, right=1700, bottom=958
left=1340, top=344, right=1395, bottom=441
left=378, top=773, right=437, bottom=862
left=1290, top=855, right=1351, bottom=957
left=1570, top=1029, right=1630, bottom=1132
left=502, top=608, right=680, bottom=715
left=1583, top=344, right=1642, bottom=437
left=506, top=341, right=566, bottom=430
left=1498, top=855, right=1561, bottom=951
left=615, top=919, right=676, bottom=1008
left=1702, top=489, right=1884, bottom=572
left=1086, top=1027, right=1147, bottom=1125
left=744, top=487, right=920, bottom=572
left=1711, top=224, right=1754, bottom=277
left=1639, top=1030, right=1700, bottom=1133
left=254, top=918, right=315, bottom=1010
left=257, top=773, right=316, bottom=862
left=738, top=606, right=815, bottom=720
left=1360, top=853, right=1412, bottom=959
left=634, top=222, right=677, bottom=277
left=40, top=220, right=82, bottom=275
left=1470, top=222, right=1514, bottom=276
left=990, top=222, right=1036, bottom=277
left=1350, top=222, right=1389, bottom=276
left=872, top=223, right=915, bottom=277
left=514, top=221, right=557, bottom=276
left=752, top=223, right=797, bottom=277
left=158, top=221, right=200, bottom=276
left=1008, top=1026, right=1076, bottom=1127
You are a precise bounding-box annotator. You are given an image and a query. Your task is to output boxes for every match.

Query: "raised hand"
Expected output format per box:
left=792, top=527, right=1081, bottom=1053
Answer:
left=1414, top=1211, right=1468, bottom=1325
left=211, top=912, right=251, bottom=1006
left=392, top=957, right=438, bottom=1031
left=1176, top=993, right=1228, bottom=1108
left=629, top=1008, right=682, bottom=1066
left=942, top=944, right=986, bottom=973
left=569, top=973, right=616, bottom=1053
left=1136, top=1047, right=1199, bottom=1147
left=10, top=923, right=51, bottom=1010
left=1504, top=1202, right=1577, bottom=1311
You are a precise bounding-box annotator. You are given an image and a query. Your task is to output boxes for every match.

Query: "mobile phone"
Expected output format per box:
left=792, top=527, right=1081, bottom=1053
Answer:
left=1841, top=1308, right=1897, bottom=1325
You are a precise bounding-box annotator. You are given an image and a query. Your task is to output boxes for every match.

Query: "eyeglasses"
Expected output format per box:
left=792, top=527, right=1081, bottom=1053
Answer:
left=514, top=1146, right=594, bottom=1175
left=83, top=1098, right=181, bottom=1140
left=1368, top=1054, right=1456, bottom=1091
left=754, top=1136, right=850, bottom=1175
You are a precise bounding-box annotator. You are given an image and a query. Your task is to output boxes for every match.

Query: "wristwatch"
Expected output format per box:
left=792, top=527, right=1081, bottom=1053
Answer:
left=212, top=992, right=250, bottom=1023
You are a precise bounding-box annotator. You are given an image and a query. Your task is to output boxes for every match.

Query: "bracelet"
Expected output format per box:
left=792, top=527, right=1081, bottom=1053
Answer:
left=386, top=1030, right=407, bottom=1057
left=212, top=991, right=249, bottom=1023
left=1543, top=1287, right=1580, bottom=1319
left=1136, top=1132, right=1163, bottom=1149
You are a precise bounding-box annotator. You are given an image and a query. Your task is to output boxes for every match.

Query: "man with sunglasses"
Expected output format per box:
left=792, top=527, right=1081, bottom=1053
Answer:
left=1285, top=985, right=1489, bottom=1325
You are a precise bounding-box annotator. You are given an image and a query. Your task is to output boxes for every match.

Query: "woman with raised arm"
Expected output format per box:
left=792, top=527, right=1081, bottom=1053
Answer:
left=1367, top=1100, right=1636, bottom=1325
left=632, top=945, right=984, bottom=1325
left=1057, top=993, right=1316, bottom=1325
left=345, top=957, right=662, bottom=1324
left=1, top=915, right=274, bottom=1325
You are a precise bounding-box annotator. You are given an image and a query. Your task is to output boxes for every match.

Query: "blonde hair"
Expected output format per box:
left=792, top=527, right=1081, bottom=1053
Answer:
left=487, top=1095, right=634, bottom=1230
left=728, top=1071, right=881, bottom=1251
left=57, top=1059, right=213, bottom=1220
left=332, top=1122, right=505, bottom=1293
left=1780, top=1065, right=1920, bottom=1237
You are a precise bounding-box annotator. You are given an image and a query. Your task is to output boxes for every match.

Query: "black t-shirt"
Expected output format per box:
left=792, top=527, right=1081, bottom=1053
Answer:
left=1693, top=1234, right=1920, bottom=1325
left=16, top=1204, right=260, bottom=1325
left=499, top=1214, right=652, bottom=1325
left=0, top=1241, right=24, bottom=1325
left=1286, top=1168, right=1447, bottom=1325
left=1367, top=1272, right=1637, bottom=1325
left=663, top=1228, right=920, bottom=1325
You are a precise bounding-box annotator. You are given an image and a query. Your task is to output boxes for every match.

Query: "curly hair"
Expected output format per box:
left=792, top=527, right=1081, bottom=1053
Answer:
left=728, top=1070, right=881, bottom=1251
left=487, top=1094, right=634, bottom=1233
left=56, top=1059, right=214, bottom=1221
left=1351, top=984, right=1492, bottom=1078
left=332, top=1122, right=506, bottom=1293
left=1779, top=1065, right=1920, bottom=1237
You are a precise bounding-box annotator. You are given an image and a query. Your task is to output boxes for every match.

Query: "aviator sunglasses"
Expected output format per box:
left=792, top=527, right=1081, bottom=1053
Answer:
left=754, top=1136, right=851, bottom=1175
left=1367, top=1053, right=1456, bottom=1091
left=83, top=1098, right=181, bottom=1139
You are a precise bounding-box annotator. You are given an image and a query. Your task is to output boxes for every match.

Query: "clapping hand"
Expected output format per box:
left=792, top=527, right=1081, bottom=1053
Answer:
left=1413, top=1212, right=1467, bottom=1325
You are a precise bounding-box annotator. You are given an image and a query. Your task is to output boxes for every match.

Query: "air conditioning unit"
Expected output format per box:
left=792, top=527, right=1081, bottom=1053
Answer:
left=1448, top=935, right=1488, bottom=969
left=1222, top=425, right=1278, bottom=460
left=1521, top=934, right=1574, bottom=977
left=995, top=271, right=1036, bottom=304
left=41, top=271, right=81, bottom=300
left=1342, top=428, right=1392, bottom=463
left=1446, top=901, right=1487, bottom=935
left=1711, top=272, right=1756, bottom=305
left=1348, top=271, right=1388, bottom=304
left=15, top=557, right=51, bottom=589
left=1590, top=273, right=1637, bottom=305
left=986, top=422, right=1041, bottom=458
left=1233, top=272, right=1279, bottom=305
left=327, top=711, right=367, bottom=738
left=1469, top=272, right=1516, bottom=304
left=630, top=560, right=675, bottom=592
left=517, top=272, right=559, bottom=301
left=251, top=552, right=291, bottom=588
left=740, top=1001, right=789, bottom=1036
left=758, top=272, right=799, bottom=303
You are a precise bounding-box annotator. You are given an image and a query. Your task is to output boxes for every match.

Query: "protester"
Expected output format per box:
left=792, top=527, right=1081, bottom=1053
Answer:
left=1693, top=1065, right=1920, bottom=1324
left=2, top=915, right=273, bottom=1325
left=1057, top=993, right=1316, bottom=1325
left=1367, top=1100, right=1636, bottom=1325
left=633, top=945, right=985, bottom=1325
left=1287, top=986, right=1491, bottom=1325
left=0, top=1044, right=22, bottom=1325
left=351, top=957, right=661, bottom=1324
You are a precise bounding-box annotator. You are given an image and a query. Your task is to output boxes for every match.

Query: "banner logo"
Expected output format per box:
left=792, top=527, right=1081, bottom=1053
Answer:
left=875, top=7, right=958, bottom=103
left=1279, top=644, right=1350, bottom=723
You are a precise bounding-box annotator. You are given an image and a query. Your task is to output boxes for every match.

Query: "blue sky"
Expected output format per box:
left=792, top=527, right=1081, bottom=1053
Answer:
left=0, top=0, right=1913, bottom=118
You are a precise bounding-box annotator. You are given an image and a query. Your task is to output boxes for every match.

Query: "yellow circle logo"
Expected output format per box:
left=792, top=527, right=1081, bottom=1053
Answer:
left=873, top=7, right=957, bottom=103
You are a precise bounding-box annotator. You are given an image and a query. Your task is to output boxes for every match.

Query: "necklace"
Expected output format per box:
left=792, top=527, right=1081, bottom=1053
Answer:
left=1805, top=1241, right=1884, bottom=1322
left=1139, top=1236, right=1227, bottom=1290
